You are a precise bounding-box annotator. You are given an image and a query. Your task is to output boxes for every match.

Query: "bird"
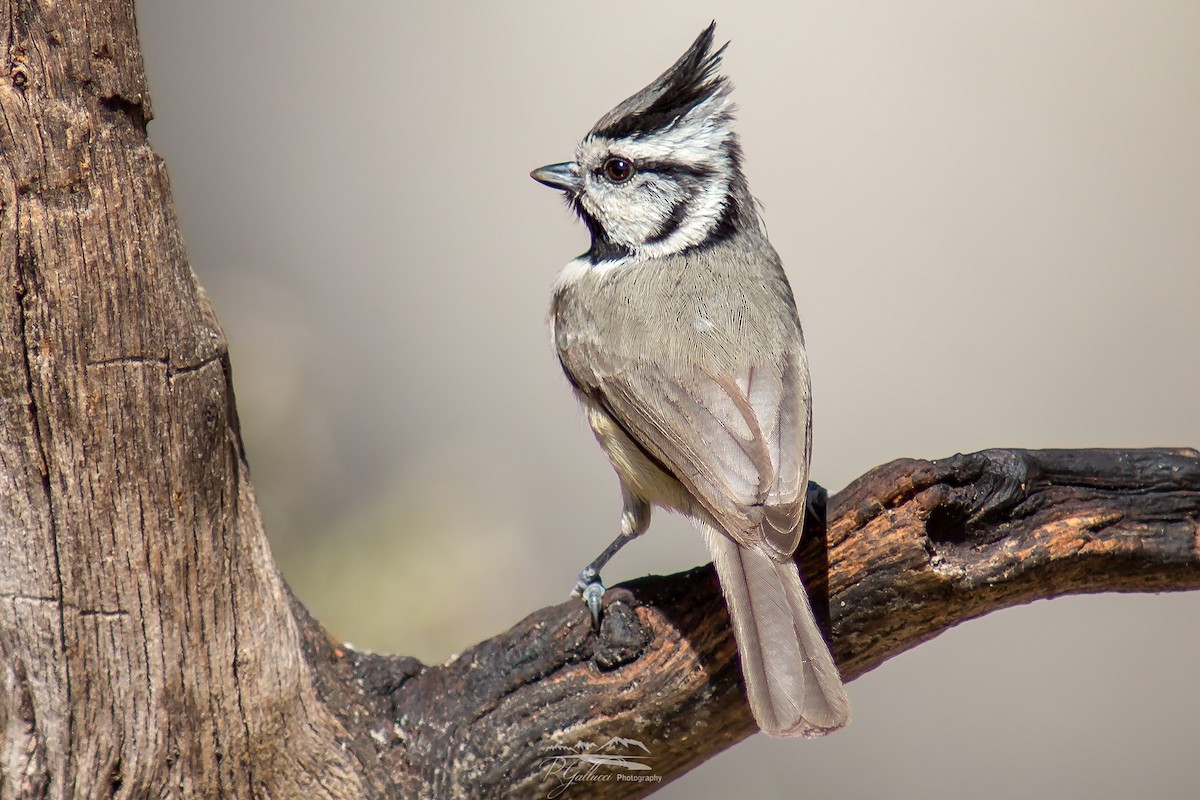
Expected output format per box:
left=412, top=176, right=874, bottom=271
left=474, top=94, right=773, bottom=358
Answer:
left=530, top=22, right=850, bottom=738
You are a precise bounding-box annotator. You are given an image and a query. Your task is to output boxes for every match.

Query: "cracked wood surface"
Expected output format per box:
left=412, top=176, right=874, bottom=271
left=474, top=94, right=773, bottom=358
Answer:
left=0, top=1, right=381, bottom=797
left=1, top=2, right=1198, bottom=798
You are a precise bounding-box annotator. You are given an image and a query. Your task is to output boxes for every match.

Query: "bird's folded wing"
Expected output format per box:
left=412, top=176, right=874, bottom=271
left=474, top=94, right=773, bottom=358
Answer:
left=562, top=345, right=810, bottom=555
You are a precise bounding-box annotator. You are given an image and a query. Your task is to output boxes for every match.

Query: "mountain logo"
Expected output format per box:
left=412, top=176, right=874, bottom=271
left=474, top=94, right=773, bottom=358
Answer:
left=538, top=735, right=662, bottom=796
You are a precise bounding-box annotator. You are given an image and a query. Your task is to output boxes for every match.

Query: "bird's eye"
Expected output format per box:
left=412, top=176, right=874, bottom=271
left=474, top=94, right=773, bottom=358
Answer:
left=603, top=157, right=634, bottom=183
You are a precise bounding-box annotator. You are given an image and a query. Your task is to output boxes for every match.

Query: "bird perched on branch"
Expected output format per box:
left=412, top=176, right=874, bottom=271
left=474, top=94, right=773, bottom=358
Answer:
left=531, top=22, right=850, bottom=738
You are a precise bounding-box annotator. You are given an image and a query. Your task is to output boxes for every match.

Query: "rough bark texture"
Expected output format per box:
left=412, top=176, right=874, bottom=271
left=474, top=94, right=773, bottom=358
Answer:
left=1, top=2, right=1198, bottom=799
left=0, top=1, right=383, bottom=797
left=357, top=448, right=1200, bottom=799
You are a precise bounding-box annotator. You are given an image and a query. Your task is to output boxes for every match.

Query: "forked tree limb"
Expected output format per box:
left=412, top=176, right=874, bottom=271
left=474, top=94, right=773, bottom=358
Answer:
left=1, top=2, right=1198, bottom=798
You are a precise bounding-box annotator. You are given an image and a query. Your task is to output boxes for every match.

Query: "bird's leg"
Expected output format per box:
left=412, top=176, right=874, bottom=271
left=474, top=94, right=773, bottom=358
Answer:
left=573, top=490, right=650, bottom=629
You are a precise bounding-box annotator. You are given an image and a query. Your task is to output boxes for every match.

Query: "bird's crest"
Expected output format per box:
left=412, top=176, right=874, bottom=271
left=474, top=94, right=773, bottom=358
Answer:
left=591, top=22, right=730, bottom=140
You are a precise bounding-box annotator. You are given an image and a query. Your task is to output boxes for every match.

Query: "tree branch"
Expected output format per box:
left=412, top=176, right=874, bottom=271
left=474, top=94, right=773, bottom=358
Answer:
left=1, top=2, right=1197, bottom=798
left=313, top=447, right=1200, bottom=798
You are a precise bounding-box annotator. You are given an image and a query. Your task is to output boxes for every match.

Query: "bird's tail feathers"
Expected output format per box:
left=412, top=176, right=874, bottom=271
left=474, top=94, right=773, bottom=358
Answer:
left=703, top=526, right=850, bottom=737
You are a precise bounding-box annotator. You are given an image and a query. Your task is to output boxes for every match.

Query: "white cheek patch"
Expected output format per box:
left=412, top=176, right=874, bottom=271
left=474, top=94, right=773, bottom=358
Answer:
left=593, top=180, right=666, bottom=244
left=589, top=175, right=691, bottom=249
left=638, top=173, right=729, bottom=260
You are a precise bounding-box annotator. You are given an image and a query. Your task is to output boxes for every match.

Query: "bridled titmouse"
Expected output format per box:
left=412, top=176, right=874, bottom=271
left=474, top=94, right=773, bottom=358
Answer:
left=531, top=23, right=850, bottom=737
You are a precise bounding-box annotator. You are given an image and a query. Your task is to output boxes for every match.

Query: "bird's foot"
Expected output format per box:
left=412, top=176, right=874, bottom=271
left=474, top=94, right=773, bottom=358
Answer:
left=572, top=566, right=605, bottom=630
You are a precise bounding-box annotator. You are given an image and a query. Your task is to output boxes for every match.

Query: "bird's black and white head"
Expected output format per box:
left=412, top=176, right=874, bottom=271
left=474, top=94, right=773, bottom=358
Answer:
left=532, top=23, right=751, bottom=264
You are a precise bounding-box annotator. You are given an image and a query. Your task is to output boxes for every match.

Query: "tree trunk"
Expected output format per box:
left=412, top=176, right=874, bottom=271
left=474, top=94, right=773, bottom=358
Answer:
left=0, top=1, right=384, bottom=797
left=1, top=3, right=1197, bottom=798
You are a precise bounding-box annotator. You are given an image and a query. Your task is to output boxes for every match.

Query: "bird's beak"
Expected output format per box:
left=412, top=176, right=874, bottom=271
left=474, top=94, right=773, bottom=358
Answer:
left=530, top=162, right=581, bottom=193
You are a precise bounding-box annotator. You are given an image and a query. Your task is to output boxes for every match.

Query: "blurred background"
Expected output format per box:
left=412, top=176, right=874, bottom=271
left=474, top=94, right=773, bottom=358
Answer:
left=136, top=2, right=1199, bottom=797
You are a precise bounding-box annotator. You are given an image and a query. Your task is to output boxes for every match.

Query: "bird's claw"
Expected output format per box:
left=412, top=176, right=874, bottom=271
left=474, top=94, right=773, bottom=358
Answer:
left=582, top=581, right=604, bottom=629
left=572, top=567, right=605, bottom=630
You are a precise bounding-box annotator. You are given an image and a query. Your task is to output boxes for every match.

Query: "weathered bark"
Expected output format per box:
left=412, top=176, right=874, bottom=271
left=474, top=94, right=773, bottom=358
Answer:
left=0, top=1, right=384, bottom=797
left=361, top=448, right=1200, bottom=799
left=0, top=2, right=1197, bottom=799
